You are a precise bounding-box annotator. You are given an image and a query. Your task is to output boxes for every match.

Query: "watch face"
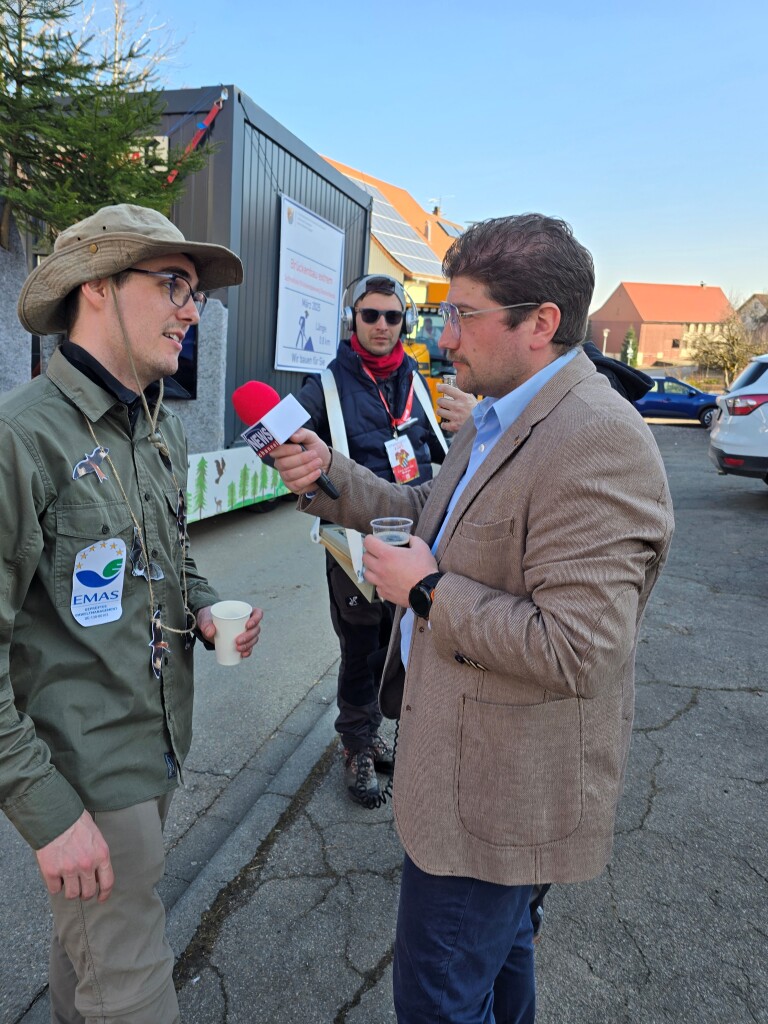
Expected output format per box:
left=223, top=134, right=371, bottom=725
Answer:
left=409, top=583, right=432, bottom=618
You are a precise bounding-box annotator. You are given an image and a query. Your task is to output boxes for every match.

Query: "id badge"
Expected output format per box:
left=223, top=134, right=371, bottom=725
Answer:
left=385, top=436, right=420, bottom=484
left=71, top=537, right=126, bottom=626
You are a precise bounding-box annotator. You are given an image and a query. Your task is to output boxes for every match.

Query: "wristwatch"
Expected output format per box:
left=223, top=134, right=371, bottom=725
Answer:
left=408, top=572, right=445, bottom=620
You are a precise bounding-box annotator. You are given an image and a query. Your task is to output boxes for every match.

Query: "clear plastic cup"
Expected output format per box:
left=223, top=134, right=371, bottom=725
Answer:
left=370, top=518, right=413, bottom=546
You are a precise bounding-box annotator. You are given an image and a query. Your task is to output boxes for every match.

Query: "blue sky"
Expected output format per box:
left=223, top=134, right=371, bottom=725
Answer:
left=94, top=0, right=765, bottom=310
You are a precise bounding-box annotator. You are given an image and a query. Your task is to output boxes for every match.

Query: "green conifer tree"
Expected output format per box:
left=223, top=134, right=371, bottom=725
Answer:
left=621, top=325, right=638, bottom=366
left=0, top=0, right=208, bottom=249
left=192, top=456, right=208, bottom=519
left=238, top=464, right=249, bottom=506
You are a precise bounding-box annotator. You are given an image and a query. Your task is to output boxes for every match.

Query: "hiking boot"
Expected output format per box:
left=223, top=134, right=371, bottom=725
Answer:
left=344, top=748, right=380, bottom=806
left=370, top=733, right=394, bottom=774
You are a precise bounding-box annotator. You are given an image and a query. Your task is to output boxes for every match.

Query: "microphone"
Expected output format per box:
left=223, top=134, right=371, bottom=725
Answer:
left=232, top=381, right=339, bottom=499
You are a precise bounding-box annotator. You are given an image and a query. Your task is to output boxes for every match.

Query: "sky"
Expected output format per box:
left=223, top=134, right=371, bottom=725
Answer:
left=89, top=0, right=766, bottom=311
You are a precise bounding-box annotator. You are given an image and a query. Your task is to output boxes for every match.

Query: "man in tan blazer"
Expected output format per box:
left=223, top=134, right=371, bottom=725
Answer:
left=273, top=214, right=674, bottom=1024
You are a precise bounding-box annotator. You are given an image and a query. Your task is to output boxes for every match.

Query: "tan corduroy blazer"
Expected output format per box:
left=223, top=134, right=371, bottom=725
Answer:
left=305, top=351, right=674, bottom=886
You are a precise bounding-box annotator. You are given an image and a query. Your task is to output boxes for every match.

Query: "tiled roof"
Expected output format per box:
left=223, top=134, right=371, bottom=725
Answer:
left=322, top=157, right=462, bottom=274
left=621, top=282, right=731, bottom=323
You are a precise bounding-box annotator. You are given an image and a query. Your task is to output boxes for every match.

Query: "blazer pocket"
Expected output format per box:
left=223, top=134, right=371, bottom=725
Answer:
left=455, top=695, right=583, bottom=847
left=457, top=517, right=514, bottom=543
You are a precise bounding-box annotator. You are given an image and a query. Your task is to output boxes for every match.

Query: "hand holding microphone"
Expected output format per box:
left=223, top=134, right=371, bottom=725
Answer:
left=232, top=381, right=339, bottom=499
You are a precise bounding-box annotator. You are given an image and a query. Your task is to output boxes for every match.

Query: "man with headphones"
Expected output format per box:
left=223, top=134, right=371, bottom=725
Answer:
left=298, top=274, right=464, bottom=805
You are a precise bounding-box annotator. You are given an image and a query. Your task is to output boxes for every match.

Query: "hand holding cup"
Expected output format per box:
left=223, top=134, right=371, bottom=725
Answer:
left=210, top=600, right=253, bottom=666
left=370, top=517, right=413, bottom=547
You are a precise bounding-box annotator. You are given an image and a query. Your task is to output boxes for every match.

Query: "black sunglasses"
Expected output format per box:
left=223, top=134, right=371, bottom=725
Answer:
left=357, top=307, right=404, bottom=326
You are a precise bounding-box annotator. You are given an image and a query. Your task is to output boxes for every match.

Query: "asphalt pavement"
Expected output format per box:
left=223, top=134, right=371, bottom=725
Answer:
left=3, top=423, right=767, bottom=1024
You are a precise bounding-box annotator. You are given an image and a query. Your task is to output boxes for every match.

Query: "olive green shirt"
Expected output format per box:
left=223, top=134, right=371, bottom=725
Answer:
left=0, top=347, right=218, bottom=849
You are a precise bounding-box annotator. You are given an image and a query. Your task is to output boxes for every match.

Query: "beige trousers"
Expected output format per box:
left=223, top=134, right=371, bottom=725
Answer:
left=48, top=794, right=179, bottom=1024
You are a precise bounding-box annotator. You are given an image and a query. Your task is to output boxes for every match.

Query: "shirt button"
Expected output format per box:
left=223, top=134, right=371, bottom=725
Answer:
left=144, top=492, right=151, bottom=501
left=101, top=525, right=109, bottom=535
left=479, top=443, right=486, bottom=452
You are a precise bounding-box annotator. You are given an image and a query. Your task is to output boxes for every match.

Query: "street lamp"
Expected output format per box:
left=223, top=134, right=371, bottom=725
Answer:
left=602, top=328, right=610, bottom=355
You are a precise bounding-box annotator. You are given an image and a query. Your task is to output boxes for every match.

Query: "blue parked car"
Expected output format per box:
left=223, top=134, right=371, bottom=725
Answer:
left=634, top=375, right=720, bottom=428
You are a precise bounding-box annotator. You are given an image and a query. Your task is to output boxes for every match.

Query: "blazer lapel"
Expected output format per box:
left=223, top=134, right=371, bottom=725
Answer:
left=434, top=350, right=597, bottom=558
left=415, top=421, right=474, bottom=546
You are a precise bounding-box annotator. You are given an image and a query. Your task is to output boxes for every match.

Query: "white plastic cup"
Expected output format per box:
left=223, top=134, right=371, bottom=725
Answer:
left=370, top=518, right=413, bottom=546
left=210, top=600, right=252, bottom=666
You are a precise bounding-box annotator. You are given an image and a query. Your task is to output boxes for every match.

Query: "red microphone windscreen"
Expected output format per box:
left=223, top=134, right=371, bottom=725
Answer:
left=232, top=381, right=281, bottom=425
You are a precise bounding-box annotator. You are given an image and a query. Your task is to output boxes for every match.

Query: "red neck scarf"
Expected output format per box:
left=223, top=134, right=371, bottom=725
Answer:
left=350, top=334, right=405, bottom=379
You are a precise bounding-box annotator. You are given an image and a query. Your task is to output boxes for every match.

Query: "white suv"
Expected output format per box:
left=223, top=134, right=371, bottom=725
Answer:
left=709, top=354, right=768, bottom=484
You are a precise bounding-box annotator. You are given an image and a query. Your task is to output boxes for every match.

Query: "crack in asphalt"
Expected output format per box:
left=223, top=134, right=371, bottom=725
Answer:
left=333, top=947, right=395, bottom=1024
left=634, top=687, right=700, bottom=733
left=173, top=744, right=338, bottom=991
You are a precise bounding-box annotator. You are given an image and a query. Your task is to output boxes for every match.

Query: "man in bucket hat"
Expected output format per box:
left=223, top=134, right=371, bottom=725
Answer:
left=1, top=204, right=262, bottom=1023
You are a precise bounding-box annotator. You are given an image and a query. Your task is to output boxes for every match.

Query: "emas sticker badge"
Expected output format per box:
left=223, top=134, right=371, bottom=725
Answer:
left=71, top=538, right=127, bottom=626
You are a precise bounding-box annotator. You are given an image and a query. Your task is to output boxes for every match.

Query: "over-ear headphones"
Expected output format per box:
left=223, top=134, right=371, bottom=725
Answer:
left=340, top=274, right=418, bottom=337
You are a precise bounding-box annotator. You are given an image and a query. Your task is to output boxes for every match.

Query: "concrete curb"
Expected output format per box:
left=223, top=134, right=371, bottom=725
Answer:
left=167, top=703, right=338, bottom=955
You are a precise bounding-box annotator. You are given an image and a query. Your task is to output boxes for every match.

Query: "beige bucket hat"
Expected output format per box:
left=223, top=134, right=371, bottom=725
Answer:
left=18, top=203, right=244, bottom=336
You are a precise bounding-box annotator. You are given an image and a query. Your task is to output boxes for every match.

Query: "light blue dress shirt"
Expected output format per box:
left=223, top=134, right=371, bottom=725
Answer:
left=399, top=346, right=580, bottom=667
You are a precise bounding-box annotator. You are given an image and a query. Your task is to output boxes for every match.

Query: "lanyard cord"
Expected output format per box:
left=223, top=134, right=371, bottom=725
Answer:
left=77, top=280, right=195, bottom=640
left=83, top=417, right=195, bottom=640
left=361, top=366, right=415, bottom=430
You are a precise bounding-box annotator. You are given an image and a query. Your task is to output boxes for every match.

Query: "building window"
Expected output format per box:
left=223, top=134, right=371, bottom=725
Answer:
left=672, top=338, right=680, bottom=349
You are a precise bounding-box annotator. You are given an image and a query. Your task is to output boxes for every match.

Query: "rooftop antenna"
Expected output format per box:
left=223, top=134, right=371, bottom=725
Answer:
left=427, top=195, right=454, bottom=216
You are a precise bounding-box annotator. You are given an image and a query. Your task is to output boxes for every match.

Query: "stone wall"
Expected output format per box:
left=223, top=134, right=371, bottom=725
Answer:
left=0, top=218, right=32, bottom=394
left=164, top=297, right=228, bottom=454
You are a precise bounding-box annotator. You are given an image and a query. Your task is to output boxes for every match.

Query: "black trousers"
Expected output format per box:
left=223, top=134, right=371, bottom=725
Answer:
left=325, top=553, right=393, bottom=751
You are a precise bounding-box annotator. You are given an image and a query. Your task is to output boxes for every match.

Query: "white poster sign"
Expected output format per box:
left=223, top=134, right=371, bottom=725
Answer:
left=275, top=196, right=344, bottom=373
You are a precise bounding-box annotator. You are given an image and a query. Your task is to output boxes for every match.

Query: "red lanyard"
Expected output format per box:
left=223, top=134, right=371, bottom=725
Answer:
left=362, top=367, right=415, bottom=430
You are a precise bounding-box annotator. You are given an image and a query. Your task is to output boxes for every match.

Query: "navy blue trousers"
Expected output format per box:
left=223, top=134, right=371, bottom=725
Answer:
left=394, top=854, right=536, bottom=1024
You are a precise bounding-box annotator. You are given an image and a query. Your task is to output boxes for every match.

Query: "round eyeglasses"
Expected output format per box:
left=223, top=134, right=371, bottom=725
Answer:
left=438, top=300, right=539, bottom=340
left=125, top=268, right=207, bottom=316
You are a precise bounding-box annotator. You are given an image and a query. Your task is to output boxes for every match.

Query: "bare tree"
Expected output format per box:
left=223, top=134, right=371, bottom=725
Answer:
left=83, top=0, right=181, bottom=85
left=689, top=312, right=764, bottom=388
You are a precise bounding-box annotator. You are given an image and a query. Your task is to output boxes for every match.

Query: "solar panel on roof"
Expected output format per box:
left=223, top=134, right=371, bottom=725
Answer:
left=438, top=220, right=462, bottom=238
left=348, top=176, right=444, bottom=277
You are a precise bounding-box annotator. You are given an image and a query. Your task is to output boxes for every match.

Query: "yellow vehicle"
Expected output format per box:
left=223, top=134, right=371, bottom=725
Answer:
left=403, top=337, right=451, bottom=414
left=404, top=282, right=455, bottom=415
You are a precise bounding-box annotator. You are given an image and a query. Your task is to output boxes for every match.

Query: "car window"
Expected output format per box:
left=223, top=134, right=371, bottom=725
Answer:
left=664, top=381, right=690, bottom=395
left=729, top=361, right=768, bottom=391
left=648, top=381, right=660, bottom=393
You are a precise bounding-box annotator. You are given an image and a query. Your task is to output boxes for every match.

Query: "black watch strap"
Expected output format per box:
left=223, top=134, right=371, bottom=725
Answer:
left=408, top=572, right=444, bottom=620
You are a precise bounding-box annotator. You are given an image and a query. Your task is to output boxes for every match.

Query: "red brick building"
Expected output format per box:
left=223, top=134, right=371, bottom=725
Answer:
left=590, top=282, right=731, bottom=368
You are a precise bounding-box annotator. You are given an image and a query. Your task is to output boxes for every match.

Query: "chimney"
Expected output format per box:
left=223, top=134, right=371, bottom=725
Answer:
left=433, top=205, right=440, bottom=216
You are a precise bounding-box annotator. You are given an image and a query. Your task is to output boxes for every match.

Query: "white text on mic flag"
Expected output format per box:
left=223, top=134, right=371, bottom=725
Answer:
left=240, top=395, right=308, bottom=458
